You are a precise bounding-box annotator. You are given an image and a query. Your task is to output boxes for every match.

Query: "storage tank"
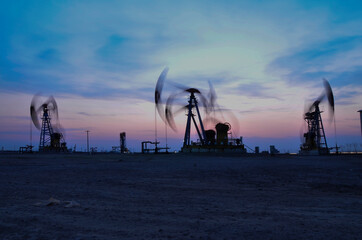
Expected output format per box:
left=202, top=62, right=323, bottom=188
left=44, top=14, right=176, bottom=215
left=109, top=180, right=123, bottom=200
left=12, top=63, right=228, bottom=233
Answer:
left=205, top=130, right=216, bottom=145
left=215, top=123, right=230, bottom=145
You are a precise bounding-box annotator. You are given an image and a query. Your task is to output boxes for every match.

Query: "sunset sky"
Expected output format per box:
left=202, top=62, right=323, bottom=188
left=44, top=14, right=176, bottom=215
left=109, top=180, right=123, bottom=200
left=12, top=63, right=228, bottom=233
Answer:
left=0, top=0, right=361, bottom=152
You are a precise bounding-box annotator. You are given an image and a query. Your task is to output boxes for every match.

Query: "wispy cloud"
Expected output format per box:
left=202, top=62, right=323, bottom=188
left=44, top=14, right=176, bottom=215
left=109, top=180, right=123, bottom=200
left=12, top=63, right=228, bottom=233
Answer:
left=239, top=107, right=290, bottom=115
left=267, top=36, right=362, bottom=87
left=0, top=115, right=29, bottom=120
left=77, top=112, right=117, bottom=117
left=234, top=83, right=283, bottom=100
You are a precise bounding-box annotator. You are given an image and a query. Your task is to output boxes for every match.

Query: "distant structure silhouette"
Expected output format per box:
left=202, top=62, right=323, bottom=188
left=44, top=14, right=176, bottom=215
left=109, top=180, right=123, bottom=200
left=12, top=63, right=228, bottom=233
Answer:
left=155, top=68, right=246, bottom=153
left=120, top=132, right=126, bottom=153
left=300, top=79, right=335, bottom=155
left=30, top=95, right=67, bottom=152
left=358, top=110, right=362, bottom=136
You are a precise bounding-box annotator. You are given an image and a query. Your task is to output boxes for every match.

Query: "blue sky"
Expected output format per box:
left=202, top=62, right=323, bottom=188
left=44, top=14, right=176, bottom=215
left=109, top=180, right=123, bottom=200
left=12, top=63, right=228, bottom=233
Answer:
left=0, top=0, right=361, bottom=152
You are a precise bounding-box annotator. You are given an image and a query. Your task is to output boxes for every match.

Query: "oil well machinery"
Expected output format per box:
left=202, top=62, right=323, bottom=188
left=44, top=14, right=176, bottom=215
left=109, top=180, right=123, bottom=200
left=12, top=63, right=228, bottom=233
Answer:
left=120, top=132, right=127, bottom=153
left=30, top=95, right=67, bottom=152
left=300, top=79, right=335, bottom=155
left=155, top=68, right=246, bottom=153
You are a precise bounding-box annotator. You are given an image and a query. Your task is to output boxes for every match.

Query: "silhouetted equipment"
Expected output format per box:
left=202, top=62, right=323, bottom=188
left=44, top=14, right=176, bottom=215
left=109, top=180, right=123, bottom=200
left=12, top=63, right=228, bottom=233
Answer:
left=215, top=122, right=230, bottom=145
left=19, top=145, right=33, bottom=153
left=358, top=110, right=362, bottom=136
left=111, top=146, right=119, bottom=152
left=270, top=145, right=280, bottom=155
left=155, top=68, right=246, bottom=153
left=205, top=130, right=216, bottom=145
left=112, top=133, right=128, bottom=153
left=120, top=132, right=126, bottom=153
left=30, top=95, right=67, bottom=152
left=168, top=88, right=208, bottom=147
left=141, top=140, right=170, bottom=153
left=142, top=141, right=159, bottom=154
left=300, top=79, right=335, bottom=155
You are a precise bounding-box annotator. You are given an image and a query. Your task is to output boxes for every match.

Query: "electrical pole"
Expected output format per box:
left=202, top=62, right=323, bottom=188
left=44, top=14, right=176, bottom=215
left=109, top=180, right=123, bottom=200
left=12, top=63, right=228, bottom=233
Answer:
left=86, top=130, right=90, bottom=153
left=358, top=110, right=362, bottom=137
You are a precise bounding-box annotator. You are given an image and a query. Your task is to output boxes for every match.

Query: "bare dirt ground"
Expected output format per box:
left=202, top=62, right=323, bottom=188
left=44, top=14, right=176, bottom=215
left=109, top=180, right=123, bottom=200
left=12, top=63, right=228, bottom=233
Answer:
left=0, top=153, right=361, bottom=240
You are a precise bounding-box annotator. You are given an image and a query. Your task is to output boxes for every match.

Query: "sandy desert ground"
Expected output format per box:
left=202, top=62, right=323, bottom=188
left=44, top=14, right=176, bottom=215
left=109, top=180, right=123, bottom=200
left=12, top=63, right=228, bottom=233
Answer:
left=0, top=152, right=361, bottom=240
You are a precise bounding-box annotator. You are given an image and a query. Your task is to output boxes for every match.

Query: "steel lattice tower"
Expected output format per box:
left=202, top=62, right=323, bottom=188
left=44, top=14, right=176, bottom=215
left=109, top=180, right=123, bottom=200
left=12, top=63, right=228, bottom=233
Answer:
left=39, top=106, right=54, bottom=151
left=183, top=91, right=206, bottom=147
left=302, top=104, right=329, bottom=154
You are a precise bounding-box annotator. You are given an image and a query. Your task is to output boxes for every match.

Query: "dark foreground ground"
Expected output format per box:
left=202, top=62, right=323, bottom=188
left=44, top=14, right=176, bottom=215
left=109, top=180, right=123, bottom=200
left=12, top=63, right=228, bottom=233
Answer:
left=0, top=153, right=361, bottom=240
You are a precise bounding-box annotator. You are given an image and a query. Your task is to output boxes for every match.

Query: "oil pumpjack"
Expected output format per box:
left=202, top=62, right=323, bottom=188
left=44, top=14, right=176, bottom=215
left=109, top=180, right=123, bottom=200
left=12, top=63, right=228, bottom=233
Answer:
left=156, top=68, right=246, bottom=153
left=30, top=95, right=67, bottom=152
left=300, top=79, right=335, bottom=155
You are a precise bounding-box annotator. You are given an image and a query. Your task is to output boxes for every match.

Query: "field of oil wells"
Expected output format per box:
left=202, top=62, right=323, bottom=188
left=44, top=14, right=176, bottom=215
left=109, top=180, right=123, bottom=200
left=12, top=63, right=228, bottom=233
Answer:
left=3, top=1, right=362, bottom=239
